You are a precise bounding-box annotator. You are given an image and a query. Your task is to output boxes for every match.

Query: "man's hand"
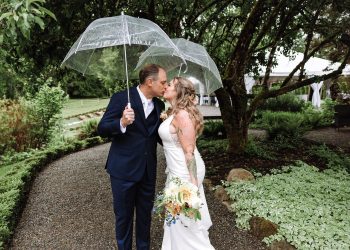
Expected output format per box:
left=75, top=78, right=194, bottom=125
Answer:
left=121, top=106, right=135, bottom=127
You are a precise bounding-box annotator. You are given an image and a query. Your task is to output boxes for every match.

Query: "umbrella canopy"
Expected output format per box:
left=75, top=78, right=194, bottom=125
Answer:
left=136, top=38, right=223, bottom=94
left=61, top=13, right=184, bottom=105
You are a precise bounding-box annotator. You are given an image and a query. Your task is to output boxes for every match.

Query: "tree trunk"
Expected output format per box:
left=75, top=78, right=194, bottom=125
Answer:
left=216, top=86, right=249, bottom=155
left=226, top=123, right=248, bottom=154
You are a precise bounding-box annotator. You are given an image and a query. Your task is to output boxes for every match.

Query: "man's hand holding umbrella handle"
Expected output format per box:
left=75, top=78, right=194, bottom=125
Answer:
left=121, top=106, right=135, bottom=127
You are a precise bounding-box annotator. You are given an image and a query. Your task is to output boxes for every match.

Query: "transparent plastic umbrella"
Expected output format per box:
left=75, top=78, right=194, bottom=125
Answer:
left=61, top=13, right=184, bottom=107
left=136, top=38, right=223, bottom=94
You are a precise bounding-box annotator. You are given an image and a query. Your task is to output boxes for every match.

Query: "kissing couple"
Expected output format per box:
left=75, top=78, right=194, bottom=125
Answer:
left=98, top=64, right=215, bottom=250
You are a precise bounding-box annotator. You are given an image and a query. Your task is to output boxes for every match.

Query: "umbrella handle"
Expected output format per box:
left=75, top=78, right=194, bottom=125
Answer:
left=127, top=102, right=131, bottom=109
left=177, top=63, right=188, bottom=76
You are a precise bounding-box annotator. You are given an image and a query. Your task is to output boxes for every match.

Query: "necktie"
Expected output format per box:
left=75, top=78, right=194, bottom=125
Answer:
left=145, top=100, right=153, bottom=118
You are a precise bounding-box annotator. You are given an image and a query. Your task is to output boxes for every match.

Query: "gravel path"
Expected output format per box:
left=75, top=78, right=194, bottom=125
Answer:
left=10, top=105, right=349, bottom=249
left=304, top=126, right=350, bottom=150
left=10, top=143, right=266, bottom=250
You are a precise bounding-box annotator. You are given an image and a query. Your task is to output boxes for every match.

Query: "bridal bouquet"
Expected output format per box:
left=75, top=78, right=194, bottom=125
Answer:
left=154, top=177, right=202, bottom=226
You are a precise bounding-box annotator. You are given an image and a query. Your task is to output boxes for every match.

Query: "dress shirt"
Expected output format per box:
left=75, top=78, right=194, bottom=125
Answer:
left=120, top=86, right=154, bottom=133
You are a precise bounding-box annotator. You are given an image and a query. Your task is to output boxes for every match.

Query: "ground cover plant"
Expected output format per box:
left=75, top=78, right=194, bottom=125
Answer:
left=198, top=137, right=335, bottom=185
left=198, top=120, right=350, bottom=249
left=223, top=162, right=350, bottom=249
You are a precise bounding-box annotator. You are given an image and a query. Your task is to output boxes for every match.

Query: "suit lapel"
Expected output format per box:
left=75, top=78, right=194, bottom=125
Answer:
left=147, top=98, right=161, bottom=135
left=130, top=88, right=162, bottom=135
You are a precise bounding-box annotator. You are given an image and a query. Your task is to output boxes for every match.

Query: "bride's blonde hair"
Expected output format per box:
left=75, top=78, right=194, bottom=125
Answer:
left=167, top=77, right=204, bottom=135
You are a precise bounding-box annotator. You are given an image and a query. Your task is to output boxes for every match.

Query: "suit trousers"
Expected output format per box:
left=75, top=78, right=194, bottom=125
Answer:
left=110, top=169, right=156, bottom=250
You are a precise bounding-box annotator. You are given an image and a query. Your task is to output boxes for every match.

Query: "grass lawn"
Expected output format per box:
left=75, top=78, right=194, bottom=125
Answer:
left=62, top=98, right=110, bottom=118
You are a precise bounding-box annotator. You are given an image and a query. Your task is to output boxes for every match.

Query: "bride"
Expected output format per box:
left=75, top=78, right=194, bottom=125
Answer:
left=158, top=77, right=215, bottom=250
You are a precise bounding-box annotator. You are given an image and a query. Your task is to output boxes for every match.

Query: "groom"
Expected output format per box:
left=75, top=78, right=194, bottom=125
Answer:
left=97, top=64, right=167, bottom=250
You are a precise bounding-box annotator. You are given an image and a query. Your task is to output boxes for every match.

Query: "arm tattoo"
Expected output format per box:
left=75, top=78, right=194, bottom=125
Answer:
left=187, top=156, right=197, bottom=180
left=176, top=125, right=197, bottom=181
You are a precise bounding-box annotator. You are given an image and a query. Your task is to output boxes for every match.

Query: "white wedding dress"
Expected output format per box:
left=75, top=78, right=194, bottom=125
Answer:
left=158, top=115, right=215, bottom=250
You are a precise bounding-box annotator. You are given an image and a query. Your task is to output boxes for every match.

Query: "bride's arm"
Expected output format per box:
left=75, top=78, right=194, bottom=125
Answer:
left=172, top=110, right=198, bottom=186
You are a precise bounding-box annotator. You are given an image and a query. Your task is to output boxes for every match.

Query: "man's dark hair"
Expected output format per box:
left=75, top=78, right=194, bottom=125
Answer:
left=139, top=64, right=164, bottom=84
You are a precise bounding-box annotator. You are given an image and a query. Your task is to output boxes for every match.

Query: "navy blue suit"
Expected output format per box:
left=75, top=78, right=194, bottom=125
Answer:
left=98, top=87, right=165, bottom=250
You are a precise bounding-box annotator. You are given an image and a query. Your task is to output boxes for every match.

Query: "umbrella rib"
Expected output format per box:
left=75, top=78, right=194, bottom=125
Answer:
left=122, top=14, right=131, bottom=45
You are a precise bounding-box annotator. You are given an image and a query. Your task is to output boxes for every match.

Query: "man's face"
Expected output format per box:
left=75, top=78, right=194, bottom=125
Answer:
left=150, top=68, right=168, bottom=97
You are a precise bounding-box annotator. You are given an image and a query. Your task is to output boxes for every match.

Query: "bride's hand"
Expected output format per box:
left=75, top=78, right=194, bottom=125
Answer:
left=190, top=176, right=199, bottom=187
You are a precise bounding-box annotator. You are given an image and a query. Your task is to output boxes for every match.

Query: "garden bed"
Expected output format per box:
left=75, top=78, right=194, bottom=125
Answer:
left=200, top=139, right=330, bottom=186
left=198, top=135, right=350, bottom=249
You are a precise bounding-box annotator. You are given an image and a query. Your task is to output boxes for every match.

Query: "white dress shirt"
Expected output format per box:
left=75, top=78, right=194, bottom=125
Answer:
left=120, top=86, right=154, bottom=132
left=137, top=86, right=154, bottom=118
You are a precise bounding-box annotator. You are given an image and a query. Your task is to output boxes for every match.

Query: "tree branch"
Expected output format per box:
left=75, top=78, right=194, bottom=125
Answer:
left=248, top=0, right=289, bottom=54
left=188, top=0, right=231, bottom=24
left=247, top=46, right=350, bottom=122
left=280, top=32, right=340, bottom=87
left=260, top=2, right=302, bottom=89
left=229, top=0, right=266, bottom=65
left=196, top=0, right=234, bottom=42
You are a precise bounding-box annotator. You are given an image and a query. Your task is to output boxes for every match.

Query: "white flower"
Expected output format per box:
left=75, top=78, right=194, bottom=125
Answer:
left=155, top=177, right=203, bottom=226
left=160, top=111, right=168, bottom=121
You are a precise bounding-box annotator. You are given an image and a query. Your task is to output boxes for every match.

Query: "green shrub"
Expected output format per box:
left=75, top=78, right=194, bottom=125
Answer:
left=78, top=119, right=99, bottom=140
left=197, top=138, right=228, bottom=154
left=224, top=161, right=350, bottom=249
left=301, top=105, right=324, bottom=128
left=0, top=99, right=37, bottom=155
left=0, top=84, right=67, bottom=156
left=258, top=93, right=306, bottom=113
left=319, top=98, right=336, bottom=126
left=244, top=138, right=276, bottom=160
left=61, top=71, right=108, bottom=98
left=0, top=136, right=105, bottom=249
left=201, top=120, right=226, bottom=139
left=259, top=111, right=306, bottom=140
left=301, top=99, right=335, bottom=128
left=28, top=83, right=67, bottom=145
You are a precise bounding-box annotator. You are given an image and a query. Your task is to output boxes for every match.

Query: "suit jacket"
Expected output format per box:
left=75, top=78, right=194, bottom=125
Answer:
left=97, top=87, right=165, bottom=182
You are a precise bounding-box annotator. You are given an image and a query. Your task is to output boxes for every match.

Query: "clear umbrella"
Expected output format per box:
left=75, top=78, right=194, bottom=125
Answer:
left=136, top=38, right=223, bottom=94
left=61, top=13, right=184, bottom=107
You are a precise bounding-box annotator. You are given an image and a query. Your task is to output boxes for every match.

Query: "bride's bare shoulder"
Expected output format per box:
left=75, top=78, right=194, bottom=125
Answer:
left=173, top=110, right=194, bottom=129
left=174, top=110, right=190, bottom=120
